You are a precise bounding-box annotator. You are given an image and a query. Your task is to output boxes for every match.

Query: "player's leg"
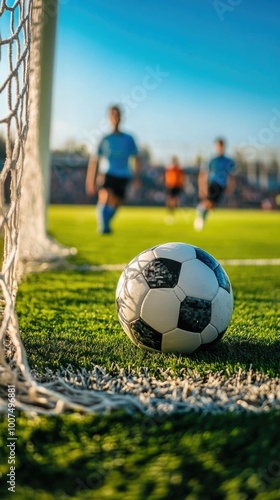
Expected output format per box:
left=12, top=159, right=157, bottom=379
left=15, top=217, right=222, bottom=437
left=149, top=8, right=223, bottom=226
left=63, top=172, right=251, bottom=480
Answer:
left=165, top=189, right=176, bottom=224
left=194, top=183, right=221, bottom=231
left=96, top=175, right=128, bottom=234
left=169, top=194, right=177, bottom=212
left=96, top=187, right=111, bottom=234
left=194, top=199, right=208, bottom=231
left=174, top=191, right=181, bottom=209
left=165, top=189, right=172, bottom=210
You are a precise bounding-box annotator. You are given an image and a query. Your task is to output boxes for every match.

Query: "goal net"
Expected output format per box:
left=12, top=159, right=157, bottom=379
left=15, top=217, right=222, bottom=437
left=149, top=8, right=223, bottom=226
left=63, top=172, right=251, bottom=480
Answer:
left=1, top=0, right=279, bottom=416
left=0, top=0, right=141, bottom=414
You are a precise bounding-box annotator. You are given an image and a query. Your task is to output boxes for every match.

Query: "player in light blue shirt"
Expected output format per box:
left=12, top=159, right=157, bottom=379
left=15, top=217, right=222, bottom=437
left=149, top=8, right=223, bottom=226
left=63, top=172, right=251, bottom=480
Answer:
left=86, top=105, right=140, bottom=234
left=194, top=138, right=236, bottom=231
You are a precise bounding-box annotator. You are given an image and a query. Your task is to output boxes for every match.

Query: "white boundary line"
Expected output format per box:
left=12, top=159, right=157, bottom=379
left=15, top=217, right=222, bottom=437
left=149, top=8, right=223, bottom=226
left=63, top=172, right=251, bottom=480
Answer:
left=219, top=258, right=280, bottom=266
left=76, top=259, right=280, bottom=272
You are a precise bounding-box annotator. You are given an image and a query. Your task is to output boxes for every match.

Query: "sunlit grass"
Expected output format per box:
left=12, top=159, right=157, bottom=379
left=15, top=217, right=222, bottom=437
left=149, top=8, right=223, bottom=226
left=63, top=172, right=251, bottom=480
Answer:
left=1, top=206, right=280, bottom=499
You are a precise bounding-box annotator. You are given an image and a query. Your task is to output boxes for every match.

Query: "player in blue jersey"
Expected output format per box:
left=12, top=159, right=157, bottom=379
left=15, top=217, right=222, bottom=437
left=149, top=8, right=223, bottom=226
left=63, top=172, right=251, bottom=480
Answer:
left=194, top=138, right=236, bottom=231
left=86, top=105, right=141, bottom=234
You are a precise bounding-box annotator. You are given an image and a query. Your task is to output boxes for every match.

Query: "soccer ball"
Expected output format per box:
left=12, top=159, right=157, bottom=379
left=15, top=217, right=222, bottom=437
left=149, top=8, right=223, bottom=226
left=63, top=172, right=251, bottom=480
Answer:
left=116, top=242, right=234, bottom=354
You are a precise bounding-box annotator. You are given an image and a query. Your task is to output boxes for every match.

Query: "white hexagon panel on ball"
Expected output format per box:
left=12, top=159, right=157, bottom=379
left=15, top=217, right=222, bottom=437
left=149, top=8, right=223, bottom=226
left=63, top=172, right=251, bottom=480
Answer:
left=116, top=272, right=150, bottom=323
left=178, top=259, right=219, bottom=301
left=153, top=242, right=196, bottom=263
left=141, top=288, right=181, bottom=334
left=162, top=328, right=201, bottom=353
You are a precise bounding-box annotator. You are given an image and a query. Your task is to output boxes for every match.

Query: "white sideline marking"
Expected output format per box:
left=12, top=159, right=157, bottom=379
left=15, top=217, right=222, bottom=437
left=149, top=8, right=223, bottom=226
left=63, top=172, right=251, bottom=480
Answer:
left=77, top=264, right=127, bottom=272
left=77, top=259, right=280, bottom=272
left=219, top=258, right=280, bottom=266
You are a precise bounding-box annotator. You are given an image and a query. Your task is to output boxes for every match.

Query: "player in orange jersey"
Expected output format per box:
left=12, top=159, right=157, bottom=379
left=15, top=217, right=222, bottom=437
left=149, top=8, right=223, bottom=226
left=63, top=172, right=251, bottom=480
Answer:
left=165, top=156, right=184, bottom=222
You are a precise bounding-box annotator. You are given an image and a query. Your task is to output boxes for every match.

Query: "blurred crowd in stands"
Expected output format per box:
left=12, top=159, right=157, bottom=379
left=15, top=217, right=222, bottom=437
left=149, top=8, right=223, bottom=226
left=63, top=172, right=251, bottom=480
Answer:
left=1, top=149, right=279, bottom=210
left=49, top=153, right=280, bottom=210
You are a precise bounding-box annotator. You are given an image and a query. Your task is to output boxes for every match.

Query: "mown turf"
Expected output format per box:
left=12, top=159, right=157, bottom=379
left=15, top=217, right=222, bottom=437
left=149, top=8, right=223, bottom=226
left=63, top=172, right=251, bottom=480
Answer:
left=17, top=206, right=280, bottom=376
left=1, top=206, right=280, bottom=499
left=16, top=266, right=280, bottom=377
left=0, top=411, right=280, bottom=500
left=48, top=206, right=280, bottom=265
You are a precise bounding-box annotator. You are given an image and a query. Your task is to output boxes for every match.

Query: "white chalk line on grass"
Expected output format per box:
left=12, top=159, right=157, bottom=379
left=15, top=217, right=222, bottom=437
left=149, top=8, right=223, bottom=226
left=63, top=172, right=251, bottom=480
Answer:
left=25, top=258, right=280, bottom=275
left=220, top=258, right=280, bottom=266
left=75, top=259, right=280, bottom=273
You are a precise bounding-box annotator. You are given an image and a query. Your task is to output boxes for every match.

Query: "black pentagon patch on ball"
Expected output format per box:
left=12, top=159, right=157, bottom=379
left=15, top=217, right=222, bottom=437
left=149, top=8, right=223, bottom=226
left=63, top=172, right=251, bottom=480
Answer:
left=214, top=265, right=231, bottom=293
left=142, top=258, right=181, bottom=288
left=178, top=296, right=211, bottom=333
left=130, top=318, right=162, bottom=351
left=195, top=248, right=219, bottom=271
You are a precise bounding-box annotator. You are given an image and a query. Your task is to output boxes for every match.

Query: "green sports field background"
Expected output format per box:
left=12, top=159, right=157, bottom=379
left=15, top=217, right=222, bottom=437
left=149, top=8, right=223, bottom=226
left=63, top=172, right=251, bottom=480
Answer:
left=0, top=206, right=280, bottom=499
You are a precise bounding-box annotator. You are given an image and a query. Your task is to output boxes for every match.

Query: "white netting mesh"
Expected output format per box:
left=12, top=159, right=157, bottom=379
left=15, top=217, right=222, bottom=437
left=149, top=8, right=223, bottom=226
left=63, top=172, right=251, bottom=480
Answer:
left=0, top=0, right=32, bottom=399
left=0, top=0, right=136, bottom=414
left=0, top=1, right=279, bottom=416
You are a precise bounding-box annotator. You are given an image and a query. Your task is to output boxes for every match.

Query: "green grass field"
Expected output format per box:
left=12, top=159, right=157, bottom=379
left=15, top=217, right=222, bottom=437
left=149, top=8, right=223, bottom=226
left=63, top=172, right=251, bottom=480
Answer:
left=1, top=206, right=280, bottom=499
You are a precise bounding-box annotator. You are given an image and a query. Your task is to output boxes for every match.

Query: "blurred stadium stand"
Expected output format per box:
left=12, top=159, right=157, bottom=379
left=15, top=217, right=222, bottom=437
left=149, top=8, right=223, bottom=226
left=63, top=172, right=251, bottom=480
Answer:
left=49, top=154, right=280, bottom=210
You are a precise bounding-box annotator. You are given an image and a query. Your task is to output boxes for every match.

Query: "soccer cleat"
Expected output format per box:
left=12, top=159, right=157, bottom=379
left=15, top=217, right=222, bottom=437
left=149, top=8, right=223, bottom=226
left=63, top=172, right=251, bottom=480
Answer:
left=97, top=226, right=112, bottom=235
left=194, top=215, right=205, bottom=231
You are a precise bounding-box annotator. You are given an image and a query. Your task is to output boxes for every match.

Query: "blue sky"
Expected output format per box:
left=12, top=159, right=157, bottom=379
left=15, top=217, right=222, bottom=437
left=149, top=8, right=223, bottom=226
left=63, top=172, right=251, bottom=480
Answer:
left=52, top=0, right=280, bottom=163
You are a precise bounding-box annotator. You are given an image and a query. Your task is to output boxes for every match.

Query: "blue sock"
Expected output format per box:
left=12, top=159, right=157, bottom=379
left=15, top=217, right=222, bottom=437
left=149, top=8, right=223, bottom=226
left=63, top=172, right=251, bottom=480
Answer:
left=96, top=203, right=117, bottom=233
left=104, top=204, right=117, bottom=232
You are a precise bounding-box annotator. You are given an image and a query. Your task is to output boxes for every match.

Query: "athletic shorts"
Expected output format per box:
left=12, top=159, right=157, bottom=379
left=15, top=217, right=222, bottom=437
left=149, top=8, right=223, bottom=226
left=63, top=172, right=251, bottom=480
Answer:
left=207, top=182, right=225, bottom=203
left=166, top=187, right=182, bottom=198
left=102, top=173, right=130, bottom=199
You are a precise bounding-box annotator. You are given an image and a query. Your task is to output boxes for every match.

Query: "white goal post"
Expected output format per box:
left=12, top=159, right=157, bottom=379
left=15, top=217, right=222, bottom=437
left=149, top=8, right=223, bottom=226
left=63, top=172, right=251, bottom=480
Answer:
left=18, top=0, right=76, bottom=266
